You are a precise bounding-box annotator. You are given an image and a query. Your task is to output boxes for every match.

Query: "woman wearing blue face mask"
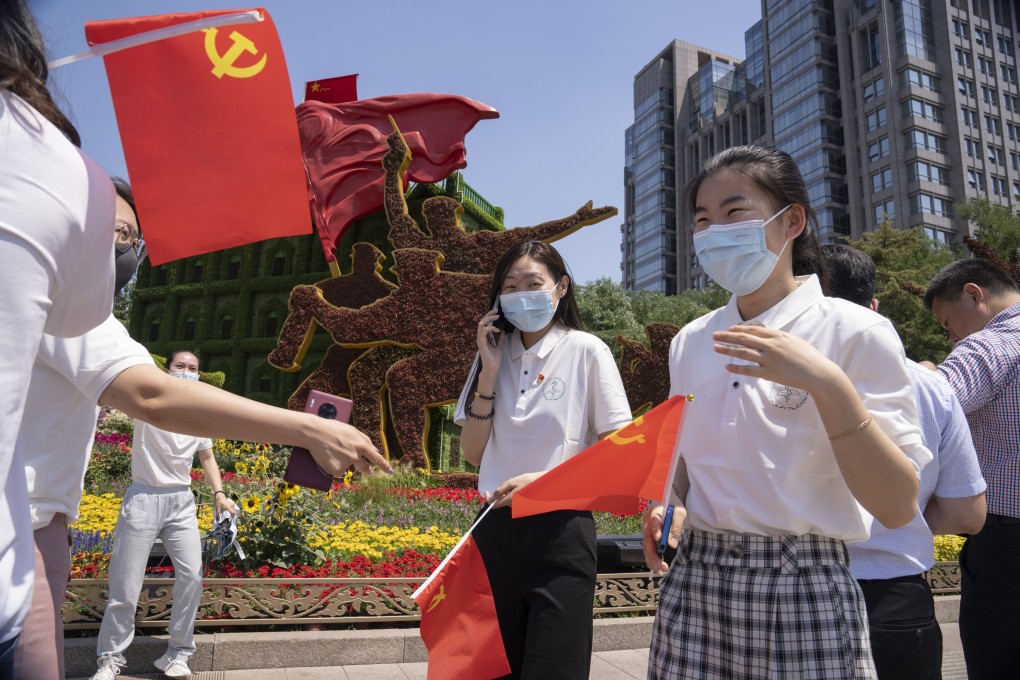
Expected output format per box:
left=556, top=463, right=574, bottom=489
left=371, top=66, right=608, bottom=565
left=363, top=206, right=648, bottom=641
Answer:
left=91, top=350, right=238, bottom=680
left=454, top=240, right=632, bottom=678
left=643, top=146, right=929, bottom=679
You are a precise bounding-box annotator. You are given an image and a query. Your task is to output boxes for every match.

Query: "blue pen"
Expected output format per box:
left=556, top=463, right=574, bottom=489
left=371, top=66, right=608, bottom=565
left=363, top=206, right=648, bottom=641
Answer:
left=657, top=505, right=675, bottom=559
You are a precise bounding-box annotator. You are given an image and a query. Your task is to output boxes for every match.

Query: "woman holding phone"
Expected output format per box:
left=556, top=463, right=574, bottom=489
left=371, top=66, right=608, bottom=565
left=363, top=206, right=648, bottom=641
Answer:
left=643, top=146, right=930, bottom=678
left=454, top=240, right=632, bottom=678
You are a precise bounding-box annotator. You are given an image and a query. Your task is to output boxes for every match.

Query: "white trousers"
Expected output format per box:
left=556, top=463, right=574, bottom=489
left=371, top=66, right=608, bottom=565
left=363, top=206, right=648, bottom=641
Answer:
left=96, top=484, right=202, bottom=665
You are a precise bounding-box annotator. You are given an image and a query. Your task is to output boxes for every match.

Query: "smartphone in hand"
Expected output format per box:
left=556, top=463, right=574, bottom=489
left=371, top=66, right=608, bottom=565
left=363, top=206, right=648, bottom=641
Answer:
left=283, top=390, right=353, bottom=491
left=488, top=302, right=509, bottom=347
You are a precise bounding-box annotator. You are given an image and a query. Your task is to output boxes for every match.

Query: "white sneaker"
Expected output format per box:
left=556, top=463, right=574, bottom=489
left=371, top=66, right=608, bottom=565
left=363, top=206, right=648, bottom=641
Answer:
left=154, top=651, right=192, bottom=678
left=89, top=655, right=121, bottom=680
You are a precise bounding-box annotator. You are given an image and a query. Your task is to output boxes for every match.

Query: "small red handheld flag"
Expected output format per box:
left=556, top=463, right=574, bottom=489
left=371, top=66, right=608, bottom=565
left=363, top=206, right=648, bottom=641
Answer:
left=413, top=534, right=511, bottom=679
left=512, top=395, right=688, bottom=518
left=85, top=9, right=310, bottom=265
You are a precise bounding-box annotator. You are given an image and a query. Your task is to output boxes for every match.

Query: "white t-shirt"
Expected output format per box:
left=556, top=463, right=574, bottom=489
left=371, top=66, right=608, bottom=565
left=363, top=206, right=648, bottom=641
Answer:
left=454, top=324, right=633, bottom=496
left=21, top=315, right=154, bottom=531
left=131, top=419, right=213, bottom=488
left=669, top=275, right=931, bottom=541
left=0, top=89, right=115, bottom=644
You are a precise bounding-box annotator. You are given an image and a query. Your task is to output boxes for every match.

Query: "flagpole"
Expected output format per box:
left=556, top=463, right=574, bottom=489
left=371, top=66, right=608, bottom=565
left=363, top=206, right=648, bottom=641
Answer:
left=413, top=501, right=496, bottom=600
left=48, top=10, right=263, bottom=69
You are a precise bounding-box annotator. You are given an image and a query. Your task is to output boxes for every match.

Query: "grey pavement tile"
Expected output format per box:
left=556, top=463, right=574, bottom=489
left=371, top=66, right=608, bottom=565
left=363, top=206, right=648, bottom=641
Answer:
left=222, top=669, right=288, bottom=679
left=595, top=648, right=650, bottom=678
left=397, top=662, right=429, bottom=680
left=285, top=666, right=349, bottom=679
left=589, top=653, right=641, bottom=679
left=342, top=664, right=408, bottom=679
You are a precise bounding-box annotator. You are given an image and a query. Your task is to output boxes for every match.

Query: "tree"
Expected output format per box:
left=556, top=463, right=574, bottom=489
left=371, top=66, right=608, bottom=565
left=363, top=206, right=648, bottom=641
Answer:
left=112, top=283, right=133, bottom=327
left=575, top=278, right=642, bottom=351
left=852, top=223, right=956, bottom=363
left=957, top=197, right=1020, bottom=263
left=630, top=285, right=729, bottom=328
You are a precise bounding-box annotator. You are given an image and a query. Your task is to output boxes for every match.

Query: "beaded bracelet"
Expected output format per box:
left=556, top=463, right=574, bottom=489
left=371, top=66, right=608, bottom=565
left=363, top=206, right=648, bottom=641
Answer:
left=474, top=391, right=495, bottom=401
left=827, top=416, right=873, bottom=442
left=467, top=405, right=494, bottom=421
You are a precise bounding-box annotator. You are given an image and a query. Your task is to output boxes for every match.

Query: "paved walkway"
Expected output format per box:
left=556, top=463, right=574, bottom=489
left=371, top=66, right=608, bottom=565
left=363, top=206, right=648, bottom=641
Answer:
left=71, top=622, right=968, bottom=679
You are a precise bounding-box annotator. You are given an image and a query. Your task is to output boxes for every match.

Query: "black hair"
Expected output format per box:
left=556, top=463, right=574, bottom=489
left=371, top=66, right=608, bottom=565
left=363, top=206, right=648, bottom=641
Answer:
left=923, top=258, right=1020, bottom=309
left=686, top=145, right=827, bottom=290
left=111, top=177, right=140, bottom=236
left=166, top=350, right=200, bottom=370
left=821, top=244, right=875, bottom=307
left=0, top=0, right=81, bottom=146
left=489, top=240, right=584, bottom=332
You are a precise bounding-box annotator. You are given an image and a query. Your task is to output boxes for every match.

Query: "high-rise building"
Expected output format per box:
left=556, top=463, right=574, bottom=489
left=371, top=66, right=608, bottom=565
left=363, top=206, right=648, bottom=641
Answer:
left=622, top=0, right=1020, bottom=292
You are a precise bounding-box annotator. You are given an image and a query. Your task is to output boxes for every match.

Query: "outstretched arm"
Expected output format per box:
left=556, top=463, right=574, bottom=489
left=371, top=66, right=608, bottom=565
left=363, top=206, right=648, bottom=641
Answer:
left=483, top=201, right=618, bottom=246
left=382, top=120, right=423, bottom=250
left=290, top=284, right=410, bottom=346
left=100, top=364, right=392, bottom=477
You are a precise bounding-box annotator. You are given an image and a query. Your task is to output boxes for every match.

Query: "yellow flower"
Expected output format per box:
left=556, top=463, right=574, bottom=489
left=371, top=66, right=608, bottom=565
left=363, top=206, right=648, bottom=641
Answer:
left=241, top=495, right=260, bottom=513
left=235, top=462, right=248, bottom=475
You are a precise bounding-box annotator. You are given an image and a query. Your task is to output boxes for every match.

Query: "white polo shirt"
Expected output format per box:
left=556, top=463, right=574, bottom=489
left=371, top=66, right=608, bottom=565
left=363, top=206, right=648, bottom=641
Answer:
left=131, top=420, right=213, bottom=488
left=669, top=275, right=930, bottom=541
left=454, top=324, right=633, bottom=497
left=20, top=315, right=154, bottom=530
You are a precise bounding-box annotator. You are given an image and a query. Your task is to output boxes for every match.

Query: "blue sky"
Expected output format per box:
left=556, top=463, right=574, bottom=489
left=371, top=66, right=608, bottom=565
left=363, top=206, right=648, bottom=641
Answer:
left=33, top=0, right=761, bottom=285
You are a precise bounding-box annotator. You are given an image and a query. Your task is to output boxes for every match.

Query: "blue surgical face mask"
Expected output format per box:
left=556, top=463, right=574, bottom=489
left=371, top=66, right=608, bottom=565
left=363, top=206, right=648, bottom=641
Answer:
left=692, top=204, right=793, bottom=296
left=169, top=371, right=200, bottom=381
left=499, top=289, right=558, bottom=333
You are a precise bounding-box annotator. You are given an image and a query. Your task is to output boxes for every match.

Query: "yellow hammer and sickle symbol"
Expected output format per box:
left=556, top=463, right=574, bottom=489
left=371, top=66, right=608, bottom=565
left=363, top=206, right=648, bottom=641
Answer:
left=202, top=27, right=267, bottom=79
left=427, top=585, right=446, bottom=613
left=608, top=416, right=646, bottom=446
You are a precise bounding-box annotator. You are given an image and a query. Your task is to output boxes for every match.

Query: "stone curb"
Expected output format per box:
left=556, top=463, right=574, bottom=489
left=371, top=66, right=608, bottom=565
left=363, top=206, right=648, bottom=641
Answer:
left=65, top=596, right=959, bottom=677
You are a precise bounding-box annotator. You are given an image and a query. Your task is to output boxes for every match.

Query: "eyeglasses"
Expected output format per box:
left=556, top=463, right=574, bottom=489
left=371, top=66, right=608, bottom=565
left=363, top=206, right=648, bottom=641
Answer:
left=114, top=221, right=143, bottom=255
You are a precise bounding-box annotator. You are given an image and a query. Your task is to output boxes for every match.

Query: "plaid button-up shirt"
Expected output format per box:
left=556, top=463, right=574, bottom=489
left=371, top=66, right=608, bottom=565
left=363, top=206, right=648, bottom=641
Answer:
left=939, top=301, right=1020, bottom=519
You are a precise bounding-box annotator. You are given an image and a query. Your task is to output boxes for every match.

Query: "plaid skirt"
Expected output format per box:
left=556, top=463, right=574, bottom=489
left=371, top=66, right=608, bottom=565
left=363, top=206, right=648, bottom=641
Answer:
left=649, top=530, right=876, bottom=679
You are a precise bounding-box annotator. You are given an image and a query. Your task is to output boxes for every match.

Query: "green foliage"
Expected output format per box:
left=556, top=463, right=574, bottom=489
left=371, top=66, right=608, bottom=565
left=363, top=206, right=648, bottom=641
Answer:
left=851, top=223, right=957, bottom=363
left=231, top=484, right=328, bottom=569
left=630, top=286, right=729, bottom=328
left=112, top=283, right=133, bottom=326
left=576, top=277, right=643, bottom=347
left=957, top=197, right=1020, bottom=262
left=96, top=409, right=133, bottom=436
left=574, top=279, right=727, bottom=355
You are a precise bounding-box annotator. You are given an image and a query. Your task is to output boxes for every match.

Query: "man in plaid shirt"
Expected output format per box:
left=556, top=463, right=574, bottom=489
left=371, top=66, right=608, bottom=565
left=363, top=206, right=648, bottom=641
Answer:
left=925, top=258, right=1020, bottom=680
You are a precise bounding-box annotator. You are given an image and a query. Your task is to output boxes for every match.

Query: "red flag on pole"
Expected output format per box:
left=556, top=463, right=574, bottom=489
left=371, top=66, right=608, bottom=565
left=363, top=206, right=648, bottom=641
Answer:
left=304, top=73, right=358, bottom=104
left=85, top=8, right=310, bottom=265
left=512, top=395, right=688, bottom=518
left=297, top=94, right=498, bottom=262
left=413, top=533, right=511, bottom=679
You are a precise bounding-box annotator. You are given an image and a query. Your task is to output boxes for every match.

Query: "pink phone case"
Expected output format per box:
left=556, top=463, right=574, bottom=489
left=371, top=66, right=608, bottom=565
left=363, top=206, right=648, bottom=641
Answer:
left=283, top=390, right=353, bottom=492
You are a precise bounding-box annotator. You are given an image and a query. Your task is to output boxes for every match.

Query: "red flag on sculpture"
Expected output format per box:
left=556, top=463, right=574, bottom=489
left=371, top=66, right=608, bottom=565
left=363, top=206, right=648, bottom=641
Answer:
left=513, top=395, right=688, bottom=518
left=413, top=534, right=510, bottom=680
left=85, top=9, right=310, bottom=265
left=304, top=74, right=358, bottom=104
left=297, top=94, right=499, bottom=262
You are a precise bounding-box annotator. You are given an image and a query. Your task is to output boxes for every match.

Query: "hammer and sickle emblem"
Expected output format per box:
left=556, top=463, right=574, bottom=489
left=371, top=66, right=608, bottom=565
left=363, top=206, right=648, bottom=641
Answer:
left=427, top=585, right=446, bottom=613
left=608, top=416, right=646, bottom=446
left=202, top=28, right=267, bottom=79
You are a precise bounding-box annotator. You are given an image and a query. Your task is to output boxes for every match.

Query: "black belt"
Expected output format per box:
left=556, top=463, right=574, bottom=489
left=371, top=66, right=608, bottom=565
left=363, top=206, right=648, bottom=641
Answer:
left=985, top=513, right=1020, bottom=526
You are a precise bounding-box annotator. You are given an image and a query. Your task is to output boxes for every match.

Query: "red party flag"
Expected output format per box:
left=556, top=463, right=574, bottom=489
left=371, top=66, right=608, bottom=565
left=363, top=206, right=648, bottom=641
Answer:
left=413, top=534, right=511, bottom=680
left=297, top=93, right=498, bottom=262
left=85, top=9, right=310, bottom=265
left=513, top=395, right=688, bottom=518
left=304, top=73, right=358, bottom=104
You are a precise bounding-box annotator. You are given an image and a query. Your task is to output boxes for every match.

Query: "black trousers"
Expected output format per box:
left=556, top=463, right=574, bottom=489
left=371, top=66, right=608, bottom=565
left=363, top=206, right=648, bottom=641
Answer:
left=959, top=517, right=1020, bottom=680
left=472, top=506, right=597, bottom=680
left=857, top=574, right=941, bottom=680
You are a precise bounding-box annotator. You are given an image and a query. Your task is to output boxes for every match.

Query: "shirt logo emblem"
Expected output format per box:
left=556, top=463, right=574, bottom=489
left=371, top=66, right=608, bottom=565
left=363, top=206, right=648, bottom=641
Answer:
left=541, top=377, right=566, bottom=400
left=768, top=382, right=809, bottom=410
